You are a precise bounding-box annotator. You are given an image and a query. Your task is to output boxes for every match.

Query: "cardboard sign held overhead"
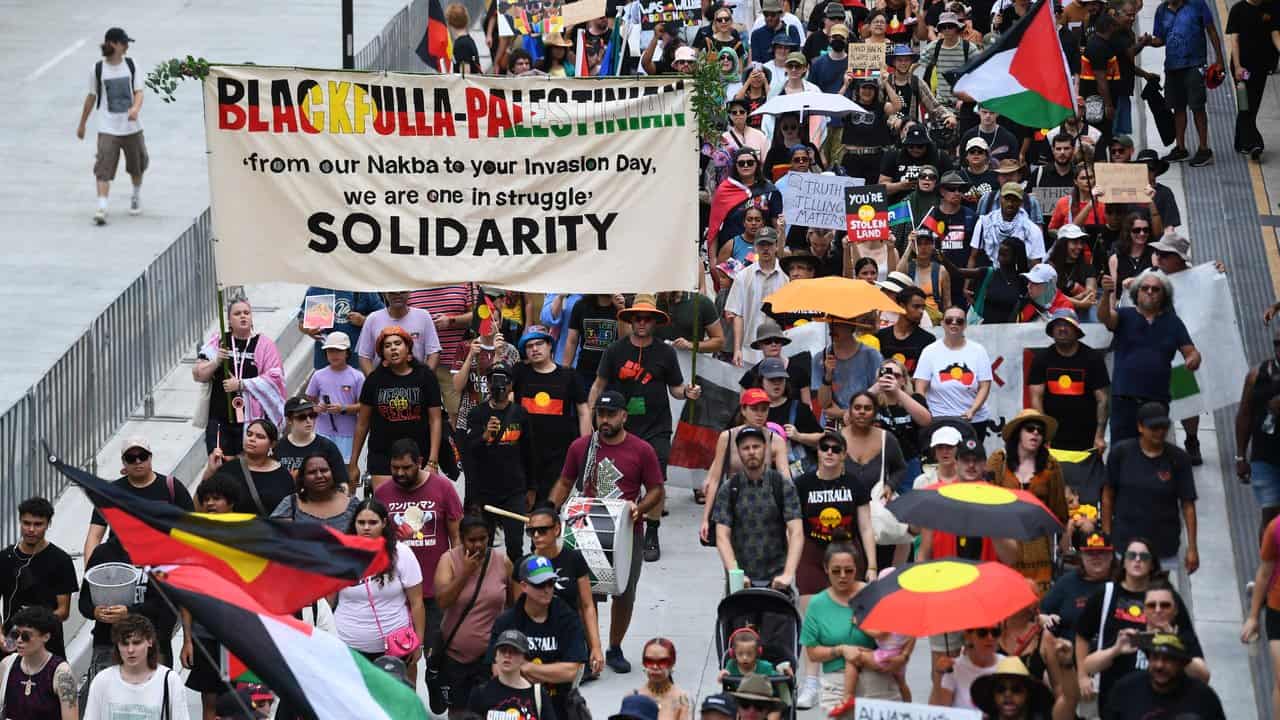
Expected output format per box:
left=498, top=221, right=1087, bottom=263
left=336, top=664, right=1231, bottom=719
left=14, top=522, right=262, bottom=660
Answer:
left=846, top=184, right=891, bottom=242
left=847, top=42, right=887, bottom=71
left=1093, top=162, right=1148, bottom=205
left=562, top=0, right=608, bottom=27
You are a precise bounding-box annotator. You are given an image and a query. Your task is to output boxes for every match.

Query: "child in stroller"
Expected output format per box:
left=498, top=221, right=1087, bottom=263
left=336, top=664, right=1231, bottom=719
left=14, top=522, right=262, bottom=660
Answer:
left=719, top=628, right=794, bottom=715
left=715, top=588, right=802, bottom=719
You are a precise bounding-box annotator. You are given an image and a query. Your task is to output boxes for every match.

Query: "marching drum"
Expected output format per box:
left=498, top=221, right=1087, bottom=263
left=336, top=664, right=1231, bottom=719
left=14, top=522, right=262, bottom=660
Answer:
left=560, top=496, right=635, bottom=596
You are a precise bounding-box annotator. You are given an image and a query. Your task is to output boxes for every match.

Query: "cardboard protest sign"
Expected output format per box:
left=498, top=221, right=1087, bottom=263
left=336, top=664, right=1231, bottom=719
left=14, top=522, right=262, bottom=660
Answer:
left=1093, top=162, right=1148, bottom=204
left=637, top=0, right=701, bottom=29
left=855, top=698, right=980, bottom=719
left=845, top=184, right=891, bottom=242
left=302, top=294, right=336, bottom=329
left=561, top=0, right=608, bottom=26
left=847, top=43, right=887, bottom=71
left=1032, top=185, right=1071, bottom=216
left=782, top=173, right=865, bottom=230
left=204, top=67, right=697, bottom=293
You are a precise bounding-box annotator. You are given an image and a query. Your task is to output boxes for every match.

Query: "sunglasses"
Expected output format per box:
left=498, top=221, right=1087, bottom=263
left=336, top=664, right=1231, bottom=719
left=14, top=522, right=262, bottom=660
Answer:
left=942, top=317, right=965, bottom=326
left=716, top=15, right=733, bottom=21
left=818, top=443, right=844, bottom=453
left=122, top=451, right=151, bottom=464
left=737, top=160, right=757, bottom=168
left=1023, top=424, right=1045, bottom=436
left=1139, top=285, right=1164, bottom=293
left=761, top=338, right=784, bottom=345
left=1131, top=226, right=1151, bottom=234
left=919, top=174, right=938, bottom=181
left=1145, top=600, right=1175, bottom=610
left=524, top=525, right=556, bottom=537
left=994, top=681, right=1027, bottom=694
left=7, top=630, right=31, bottom=643
left=729, top=109, right=747, bottom=115
left=972, top=627, right=1003, bottom=638
left=1125, top=550, right=1153, bottom=562
left=739, top=700, right=773, bottom=711
left=292, top=412, right=319, bottom=420
left=792, top=156, right=811, bottom=163
left=942, top=185, right=967, bottom=192
left=642, top=656, right=674, bottom=668
left=967, top=148, right=987, bottom=154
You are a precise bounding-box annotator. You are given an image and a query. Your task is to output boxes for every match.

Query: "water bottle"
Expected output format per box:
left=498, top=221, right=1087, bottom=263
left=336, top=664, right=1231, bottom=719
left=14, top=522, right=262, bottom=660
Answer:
left=728, top=567, right=746, bottom=594
left=1237, top=70, right=1251, bottom=113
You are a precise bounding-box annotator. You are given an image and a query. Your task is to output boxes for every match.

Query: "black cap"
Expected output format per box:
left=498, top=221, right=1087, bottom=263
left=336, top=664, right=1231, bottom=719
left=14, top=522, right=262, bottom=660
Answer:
left=956, top=437, right=985, bottom=460
left=284, top=396, right=316, bottom=416
left=735, top=425, right=767, bottom=445
left=595, top=390, right=627, bottom=411
left=104, top=27, right=135, bottom=43
left=1138, top=401, right=1171, bottom=429
left=903, top=124, right=931, bottom=146
left=488, top=362, right=513, bottom=380
left=701, top=693, right=738, bottom=717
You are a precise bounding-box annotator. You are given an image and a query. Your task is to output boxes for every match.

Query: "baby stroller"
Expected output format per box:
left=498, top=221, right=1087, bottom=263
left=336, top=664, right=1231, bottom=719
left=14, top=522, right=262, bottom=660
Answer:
left=714, top=588, right=801, bottom=719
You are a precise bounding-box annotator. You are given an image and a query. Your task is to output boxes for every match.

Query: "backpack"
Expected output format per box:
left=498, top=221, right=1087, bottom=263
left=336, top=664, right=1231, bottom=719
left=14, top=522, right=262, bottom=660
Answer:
left=702, top=428, right=789, bottom=547
left=923, top=39, right=970, bottom=91
left=94, top=58, right=137, bottom=109
left=783, top=402, right=817, bottom=477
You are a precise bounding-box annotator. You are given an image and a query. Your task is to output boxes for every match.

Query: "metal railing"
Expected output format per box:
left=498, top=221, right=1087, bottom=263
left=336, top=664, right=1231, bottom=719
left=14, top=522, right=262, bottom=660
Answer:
left=353, top=0, right=488, bottom=73
left=0, top=210, right=216, bottom=543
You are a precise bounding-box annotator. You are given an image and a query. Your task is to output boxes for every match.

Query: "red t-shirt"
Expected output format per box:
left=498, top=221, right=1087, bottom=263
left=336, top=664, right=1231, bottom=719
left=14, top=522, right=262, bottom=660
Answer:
left=1019, top=289, right=1076, bottom=322
left=373, top=473, right=464, bottom=598
left=559, top=432, right=664, bottom=502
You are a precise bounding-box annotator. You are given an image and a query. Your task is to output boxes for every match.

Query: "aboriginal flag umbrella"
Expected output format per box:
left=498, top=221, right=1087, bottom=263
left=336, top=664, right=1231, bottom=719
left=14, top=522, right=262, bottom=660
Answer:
left=853, top=560, right=1037, bottom=636
left=763, top=277, right=904, bottom=319
left=886, top=481, right=1064, bottom=541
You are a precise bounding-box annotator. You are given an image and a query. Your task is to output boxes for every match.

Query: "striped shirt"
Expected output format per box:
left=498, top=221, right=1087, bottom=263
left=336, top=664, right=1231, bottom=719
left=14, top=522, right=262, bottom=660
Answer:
left=920, top=38, right=972, bottom=105
left=409, top=285, right=474, bottom=366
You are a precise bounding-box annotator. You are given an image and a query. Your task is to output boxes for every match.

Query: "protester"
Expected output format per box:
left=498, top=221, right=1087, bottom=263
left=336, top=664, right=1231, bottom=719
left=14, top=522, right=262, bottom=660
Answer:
left=193, top=298, right=286, bottom=457
left=435, top=515, right=513, bottom=717
left=538, top=293, right=581, bottom=362
left=969, top=656, right=1055, bottom=720
left=918, top=12, right=975, bottom=108
left=1226, top=0, right=1278, bottom=160
left=1235, top=322, right=1280, bottom=534
left=332, top=499, right=426, bottom=684
left=961, top=107, right=1020, bottom=162
left=0, top=605, right=77, bottom=719
left=205, top=418, right=295, bottom=516
left=727, top=229, right=790, bottom=367
left=739, top=320, right=813, bottom=404
left=840, top=76, right=900, bottom=185
left=1028, top=309, right=1110, bottom=453
left=975, top=159, right=1043, bottom=221
left=467, top=629, right=556, bottom=719
left=702, top=387, right=794, bottom=533
left=78, top=27, right=147, bottom=225
left=180, top=478, right=239, bottom=720
left=269, top=452, right=358, bottom=530
left=1017, top=264, right=1074, bottom=322
left=712, top=426, right=804, bottom=591
left=632, top=638, right=692, bottom=720
left=488, top=556, right=588, bottom=720
left=274, top=395, right=348, bottom=490
left=700, top=693, right=737, bottom=720
left=933, top=171, right=980, bottom=309
left=987, top=410, right=1069, bottom=594
left=0, top=497, right=77, bottom=660
left=563, top=293, right=628, bottom=390
left=1044, top=225, right=1099, bottom=319
left=896, top=233, right=950, bottom=319
left=1132, top=150, right=1182, bottom=231
left=1098, top=270, right=1200, bottom=443
left=452, top=300, right=520, bottom=438
left=657, top=291, right=726, bottom=354
left=970, top=183, right=1046, bottom=267
left=303, top=331, right=365, bottom=461
left=929, top=626, right=1006, bottom=710
left=794, top=429, right=873, bottom=600
left=879, top=126, right=952, bottom=200
left=350, top=325, right=446, bottom=488
left=512, top=326, right=590, bottom=503
left=1039, top=531, right=1117, bottom=716
left=912, top=308, right=994, bottom=438
left=843, top=392, right=910, bottom=569
left=1103, top=632, right=1225, bottom=719
left=355, top=291, right=443, bottom=374
left=524, top=503, right=605, bottom=678
left=297, top=288, right=382, bottom=371
left=464, top=362, right=534, bottom=565
left=817, top=320, right=884, bottom=421
left=84, top=614, right=189, bottom=720
left=707, top=149, right=784, bottom=265
left=959, top=138, right=1000, bottom=205
left=1151, top=0, right=1224, bottom=166
left=1108, top=213, right=1155, bottom=295
left=872, top=357, right=933, bottom=482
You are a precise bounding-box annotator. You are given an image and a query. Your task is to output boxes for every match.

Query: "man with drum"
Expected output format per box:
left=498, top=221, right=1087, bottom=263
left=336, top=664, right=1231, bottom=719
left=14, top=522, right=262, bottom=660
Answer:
left=551, top=390, right=666, bottom=675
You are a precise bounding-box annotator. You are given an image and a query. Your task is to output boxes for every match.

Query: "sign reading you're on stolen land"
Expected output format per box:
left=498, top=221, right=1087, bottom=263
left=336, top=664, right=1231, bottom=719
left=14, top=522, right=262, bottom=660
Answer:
left=845, top=184, right=891, bottom=242
left=204, top=66, right=697, bottom=293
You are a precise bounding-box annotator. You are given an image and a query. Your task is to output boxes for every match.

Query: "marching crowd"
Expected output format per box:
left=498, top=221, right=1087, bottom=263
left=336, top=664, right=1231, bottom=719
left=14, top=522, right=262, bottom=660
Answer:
left=31, top=2, right=1280, bottom=719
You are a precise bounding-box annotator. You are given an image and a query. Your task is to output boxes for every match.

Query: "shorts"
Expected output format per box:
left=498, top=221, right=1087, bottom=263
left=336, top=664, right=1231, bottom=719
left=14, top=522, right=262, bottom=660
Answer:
left=1165, top=67, right=1207, bottom=112
left=367, top=451, right=391, bottom=475
left=594, top=526, right=644, bottom=604
left=185, top=636, right=224, bottom=693
left=94, top=131, right=149, bottom=181
left=1251, top=460, right=1280, bottom=508
left=1112, top=97, right=1133, bottom=135
left=1266, top=606, right=1280, bottom=640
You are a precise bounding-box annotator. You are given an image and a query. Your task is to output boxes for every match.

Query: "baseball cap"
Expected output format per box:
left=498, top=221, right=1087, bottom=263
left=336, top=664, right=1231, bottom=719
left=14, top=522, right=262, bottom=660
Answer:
left=930, top=426, right=963, bottom=447
left=785, top=51, right=808, bottom=66
left=759, top=357, right=790, bottom=379
left=940, top=170, right=968, bottom=187
left=1150, top=233, right=1190, bottom=261
left=956, top=437, right=985, bottom=460
left=701, top=694, right=739, bottom=718
left=1021, top=264, right=1057, bottom=285
left=122, top=436, right=151, bottom=454
left=1139, top=632, right=1192, bottom=662
left=673, top=46, right=698, bottom=63
left=494, top=629, right=531, bottom=655
left=754, top=227, right=780, bottom=245
left=1078, top=531, right=1113, bottom=552
left=520, top=555, right=560, bottom=585
left=999, top=181, right=1025, bottom=199
left=937, top=11, right=961, bottom=26
left=104, top=27, right=135, bottom=43
left=1110, top=134, right=1135, bottom=149
left=321, top=331, right=351, bottom=350
left=284, top=396, right=317, bottom=416
left=829, top=23, right=851, bottom=37
left=964, top=136, right=990, bottom=153
left=1138, top=402, right=1172, bottom=429
left=735, top=425, right=768, bottom=445
left=595, top=390, right=628, bottom=411
left=1056, top=224, right=1088, bottom=241
left=826, top=2, right=847, bottom=18
left=740, top=387, right=771, bottom=406
left=903, top=124, right=931, bottom=146
left=771, top=32, right=800, bottom=47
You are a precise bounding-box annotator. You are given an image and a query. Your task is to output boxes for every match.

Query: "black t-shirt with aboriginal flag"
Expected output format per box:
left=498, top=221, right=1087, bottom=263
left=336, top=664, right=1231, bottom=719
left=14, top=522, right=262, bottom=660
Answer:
left=794, top=469, right=871, bottom=545
left=1027, top=343, right=1110, bottom=451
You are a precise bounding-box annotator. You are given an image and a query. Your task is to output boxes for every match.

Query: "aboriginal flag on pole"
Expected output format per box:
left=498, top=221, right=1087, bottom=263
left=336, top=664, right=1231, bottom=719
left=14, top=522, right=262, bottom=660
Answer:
left=49, top=451, right=387, bottom=615
left=415, top=0, right=453, bottom=72
left=156, top=566, right=427, bottom=720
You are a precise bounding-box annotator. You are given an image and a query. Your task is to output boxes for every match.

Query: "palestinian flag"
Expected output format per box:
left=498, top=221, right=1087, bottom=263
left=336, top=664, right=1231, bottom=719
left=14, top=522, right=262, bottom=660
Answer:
left=946, top=0, right=1073, bottom=129
left=415, top=0, right=453, bottom=72
left=1169, top=364, right=1201, bottom=401
left=50, top=453, right=387, bottom=614
left=156, top=567, right=427, bottom=720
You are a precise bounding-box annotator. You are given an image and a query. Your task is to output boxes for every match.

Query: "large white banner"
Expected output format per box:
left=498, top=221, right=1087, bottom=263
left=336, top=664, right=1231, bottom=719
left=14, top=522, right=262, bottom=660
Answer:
left=203, top=66, right=698, bottom=292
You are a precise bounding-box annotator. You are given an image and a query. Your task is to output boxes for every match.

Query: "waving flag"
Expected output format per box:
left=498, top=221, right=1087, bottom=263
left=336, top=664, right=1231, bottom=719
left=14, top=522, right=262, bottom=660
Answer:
left=575, top=28, right=591, bottom=77
left=50, top=453, right=387, bottom=614
left=415, top=0, right=453, bottom=72
left=946, top=0, right=1073, bottom=128
left=156, top=567, right=427, bottom=720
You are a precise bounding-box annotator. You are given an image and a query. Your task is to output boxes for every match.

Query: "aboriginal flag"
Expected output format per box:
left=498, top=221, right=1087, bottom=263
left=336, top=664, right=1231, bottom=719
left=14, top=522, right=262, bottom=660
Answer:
left=669, top=373, right=740, bottom=470
left=1045, top=367, right=1085, bottom=396
left=49, top=452, right=387, bottom=614
left=415, top=0, right=453, bottom=72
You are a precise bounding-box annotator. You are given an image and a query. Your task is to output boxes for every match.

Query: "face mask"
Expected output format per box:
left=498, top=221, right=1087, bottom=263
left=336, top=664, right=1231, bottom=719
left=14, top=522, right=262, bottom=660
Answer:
left=830, top=37, right=848, bottom=51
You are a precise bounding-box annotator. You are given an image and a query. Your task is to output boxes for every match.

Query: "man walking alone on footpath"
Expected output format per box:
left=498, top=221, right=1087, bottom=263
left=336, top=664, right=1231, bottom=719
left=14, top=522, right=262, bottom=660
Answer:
left=77, top=27, right=147, bottom=225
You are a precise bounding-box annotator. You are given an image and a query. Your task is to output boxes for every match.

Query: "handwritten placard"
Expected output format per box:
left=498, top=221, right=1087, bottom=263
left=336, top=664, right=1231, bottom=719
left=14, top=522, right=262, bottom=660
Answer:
left=781, top=172, right=866, bottom=230
left=854, top=698, right=981, bottom=720
left=847, top=42, right=888, bottom=71
left=1093, top=162, right=1148, bottom=204
left=845, top=184, right=891, bottom=242
left=303, top=294, right=336, bottom=330
left=637, top=0, right=702, bottom=28
left=1032, top=185, right=1072, bottom=216
left=562, top=0, right=607, bottom=27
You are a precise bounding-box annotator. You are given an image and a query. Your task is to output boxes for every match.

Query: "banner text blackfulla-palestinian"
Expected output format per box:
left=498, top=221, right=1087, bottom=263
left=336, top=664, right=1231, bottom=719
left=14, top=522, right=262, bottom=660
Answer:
left=216, top=77, right=686, bottom=139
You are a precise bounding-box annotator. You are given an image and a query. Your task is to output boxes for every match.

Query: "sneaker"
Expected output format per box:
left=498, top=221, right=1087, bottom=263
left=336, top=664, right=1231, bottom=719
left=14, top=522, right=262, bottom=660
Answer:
left=129, top=195, right=141, bottom=215
left=93, top=208, right=106, bottom=225
left=605, top=646, right=632, bottom=674
left=1162, top=147, right=1191, bottom=163
left=580, top=669, right=599, bottom=684
left=643, top=524, right=660, bottom=562
left=1189, top=148, right=1214, bottom=167
left=693, top=488, right=706, bottom=504
left=1185, top=438, right=1204, bottom=466
left=1252, top=146, right=1265, bottom=162
left=796, top=681, right=821, bottom=709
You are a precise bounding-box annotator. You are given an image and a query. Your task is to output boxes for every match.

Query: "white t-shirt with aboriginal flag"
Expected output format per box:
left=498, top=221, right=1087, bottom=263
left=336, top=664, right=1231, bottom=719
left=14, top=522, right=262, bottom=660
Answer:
left=912, top=339, right=994, bottom=422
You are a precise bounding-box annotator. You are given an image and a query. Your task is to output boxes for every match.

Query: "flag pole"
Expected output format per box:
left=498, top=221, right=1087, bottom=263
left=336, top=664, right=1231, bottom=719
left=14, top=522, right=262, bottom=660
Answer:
left=147, top=571, right=258, bottom=720
left=688, top=290, right=702, bottom=421
left=216, top=288, right=235, bottom=420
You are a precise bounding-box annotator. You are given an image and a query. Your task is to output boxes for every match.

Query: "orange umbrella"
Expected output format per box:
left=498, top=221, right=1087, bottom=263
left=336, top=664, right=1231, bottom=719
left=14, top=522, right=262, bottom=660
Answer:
left=763, top=277, right=904, bottom=319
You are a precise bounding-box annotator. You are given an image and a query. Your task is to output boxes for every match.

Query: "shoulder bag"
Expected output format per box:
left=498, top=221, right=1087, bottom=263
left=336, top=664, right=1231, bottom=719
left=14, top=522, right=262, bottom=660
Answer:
left=869, top=430, right=912, bottom=545
left=426, top=549, right=491, bottom=713
left=365, top=577, right=421, bottom=659
left=238, top=458, right=267, bottom=515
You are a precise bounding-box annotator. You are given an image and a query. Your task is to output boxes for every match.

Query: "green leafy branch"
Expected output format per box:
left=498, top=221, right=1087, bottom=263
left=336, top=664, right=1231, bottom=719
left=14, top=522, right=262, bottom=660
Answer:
left=145, top=56, right=211, bottom=103
left=689, top=52, right=728, bottom=144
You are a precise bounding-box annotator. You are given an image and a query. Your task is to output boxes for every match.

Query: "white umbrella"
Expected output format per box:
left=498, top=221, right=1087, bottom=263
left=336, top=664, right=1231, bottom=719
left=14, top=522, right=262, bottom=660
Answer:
left=749, top=91, right=868, bottom=118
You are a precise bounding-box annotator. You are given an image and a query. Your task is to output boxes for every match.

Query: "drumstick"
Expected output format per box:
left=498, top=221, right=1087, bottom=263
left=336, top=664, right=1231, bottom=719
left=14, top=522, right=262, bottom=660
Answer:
left=483, top=504, right=530, bottom=523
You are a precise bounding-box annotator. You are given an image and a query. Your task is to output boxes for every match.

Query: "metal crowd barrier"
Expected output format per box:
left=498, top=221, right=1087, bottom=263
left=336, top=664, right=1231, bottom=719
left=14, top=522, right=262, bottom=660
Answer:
left=0, top=210, right=216, bottom=544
